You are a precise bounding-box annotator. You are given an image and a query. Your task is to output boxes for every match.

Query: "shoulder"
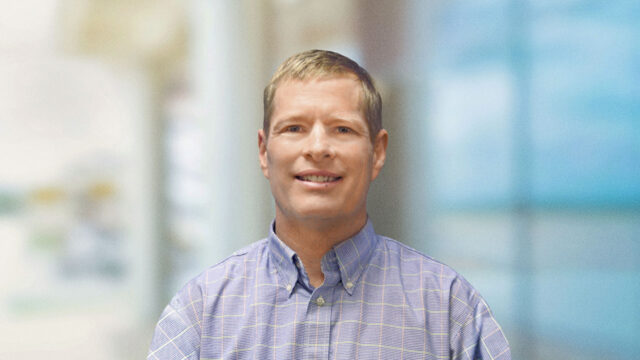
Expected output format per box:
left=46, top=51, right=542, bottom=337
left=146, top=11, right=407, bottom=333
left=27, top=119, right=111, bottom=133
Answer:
left=148, top=240, right=269, bottom=359
left=173, top=239, right=269, bottom=301
left=207, top=238, right=269, bottom=274
left=375, top=235, right=483, bottom=304
left=375, top=235, right=461, bottom=278
left=375, top=235, right=511, bottom=358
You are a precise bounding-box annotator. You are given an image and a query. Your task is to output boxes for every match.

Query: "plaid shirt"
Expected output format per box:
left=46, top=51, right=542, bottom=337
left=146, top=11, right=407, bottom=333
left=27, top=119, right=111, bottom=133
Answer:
left=148, top=220, right=510, bottom=359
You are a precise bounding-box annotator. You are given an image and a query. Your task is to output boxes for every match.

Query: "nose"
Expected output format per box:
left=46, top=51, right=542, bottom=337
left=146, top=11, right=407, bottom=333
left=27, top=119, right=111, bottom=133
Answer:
left=303, top=124, right=335, bottom=161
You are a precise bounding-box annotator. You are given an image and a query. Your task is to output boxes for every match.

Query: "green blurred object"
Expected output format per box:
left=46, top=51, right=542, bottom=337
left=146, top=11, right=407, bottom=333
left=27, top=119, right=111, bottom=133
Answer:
left=29, top=231, right=65, bottom=252
left=0, top=190, right=23, bottom=215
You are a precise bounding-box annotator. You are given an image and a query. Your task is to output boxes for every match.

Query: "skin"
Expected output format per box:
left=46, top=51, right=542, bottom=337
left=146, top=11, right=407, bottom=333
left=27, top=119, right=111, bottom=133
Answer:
left=258, top=74, right=388, bottom=288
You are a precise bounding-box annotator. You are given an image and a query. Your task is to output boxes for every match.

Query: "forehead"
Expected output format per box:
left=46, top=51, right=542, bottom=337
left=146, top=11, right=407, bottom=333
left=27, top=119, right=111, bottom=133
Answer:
left=272, top=75, right=363, bottom=113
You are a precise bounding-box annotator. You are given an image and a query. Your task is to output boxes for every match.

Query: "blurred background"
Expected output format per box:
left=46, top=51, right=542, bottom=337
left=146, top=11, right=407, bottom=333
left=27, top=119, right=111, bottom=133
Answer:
left=1, top=0, right=638, bottom=359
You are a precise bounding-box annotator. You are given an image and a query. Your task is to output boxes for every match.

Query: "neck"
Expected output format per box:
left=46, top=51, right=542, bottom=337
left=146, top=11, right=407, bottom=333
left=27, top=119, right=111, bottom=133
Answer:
left=274, top=212, right=367, bottom=288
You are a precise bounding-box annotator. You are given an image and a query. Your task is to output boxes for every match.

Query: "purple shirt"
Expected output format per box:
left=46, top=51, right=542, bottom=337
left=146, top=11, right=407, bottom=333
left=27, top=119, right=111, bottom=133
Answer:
left=148, top=220, right=511, bottom=359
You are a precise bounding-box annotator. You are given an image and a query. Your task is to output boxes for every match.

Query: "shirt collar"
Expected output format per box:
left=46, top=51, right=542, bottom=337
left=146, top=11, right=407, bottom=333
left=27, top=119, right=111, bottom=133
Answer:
left=332, top=219, right=377, bottom=295
left=267, top=221, right=299, bottom=296
left=267, top=219, right=378, bottom=297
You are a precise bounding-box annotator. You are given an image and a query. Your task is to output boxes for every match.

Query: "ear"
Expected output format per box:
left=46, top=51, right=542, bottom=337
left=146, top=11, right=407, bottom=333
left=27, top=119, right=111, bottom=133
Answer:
left=371, top=129, right=388, bottom=181
left=258, top=129, right=270, bottom=178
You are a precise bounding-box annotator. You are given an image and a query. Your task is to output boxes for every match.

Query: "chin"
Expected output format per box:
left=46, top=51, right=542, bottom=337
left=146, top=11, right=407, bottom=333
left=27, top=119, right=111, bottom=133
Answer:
left=295, top=207, right=343, bottom=220
left=293, top=203, right=364, bottom=223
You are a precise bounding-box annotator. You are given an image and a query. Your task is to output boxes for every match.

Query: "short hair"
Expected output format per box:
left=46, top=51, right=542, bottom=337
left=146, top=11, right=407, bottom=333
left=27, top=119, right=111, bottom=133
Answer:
left=263, top=49, right=382, bottom=142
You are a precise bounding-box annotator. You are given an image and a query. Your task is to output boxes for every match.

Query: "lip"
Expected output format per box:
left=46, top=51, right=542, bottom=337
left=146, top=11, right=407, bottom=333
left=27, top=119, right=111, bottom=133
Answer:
left=294, top=170, right=343, bottom=188
left=295, top=170, right=342, bottom=178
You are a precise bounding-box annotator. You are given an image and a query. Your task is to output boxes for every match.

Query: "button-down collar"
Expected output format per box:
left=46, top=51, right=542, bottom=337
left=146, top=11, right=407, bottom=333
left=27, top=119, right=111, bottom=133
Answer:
left=267, top=222, right=299, bottom=296
left=268, top=219, right=378, bottom=297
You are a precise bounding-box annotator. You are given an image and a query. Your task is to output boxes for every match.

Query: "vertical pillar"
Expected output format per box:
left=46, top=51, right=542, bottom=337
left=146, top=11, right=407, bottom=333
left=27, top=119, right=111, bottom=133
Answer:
left=356, top=0, right=437, bottom=247
left=187, top=0, right=271, bottom=270
left=508, top=0, right=536, bottom=358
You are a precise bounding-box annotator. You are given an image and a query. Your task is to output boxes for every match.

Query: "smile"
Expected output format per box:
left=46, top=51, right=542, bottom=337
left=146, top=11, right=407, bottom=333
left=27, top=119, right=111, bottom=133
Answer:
left=295, top=175, right=342, bottom=183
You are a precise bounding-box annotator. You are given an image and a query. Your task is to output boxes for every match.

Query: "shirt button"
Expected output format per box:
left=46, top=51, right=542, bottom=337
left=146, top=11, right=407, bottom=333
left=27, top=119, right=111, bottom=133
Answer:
left=345, top=281, right=354, bottom=289
left=286, top=284, right=292, bottom=291
left=316, top=296, right=325, bottom=306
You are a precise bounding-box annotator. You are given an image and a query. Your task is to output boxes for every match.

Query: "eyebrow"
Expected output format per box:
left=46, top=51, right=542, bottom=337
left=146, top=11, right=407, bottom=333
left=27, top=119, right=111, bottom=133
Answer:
left=271, top=115, right=307, bottom=128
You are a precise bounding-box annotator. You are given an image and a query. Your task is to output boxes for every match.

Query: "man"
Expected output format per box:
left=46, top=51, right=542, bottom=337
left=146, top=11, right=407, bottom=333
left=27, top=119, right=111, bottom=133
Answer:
left=148, top=50, right=511, bottom=359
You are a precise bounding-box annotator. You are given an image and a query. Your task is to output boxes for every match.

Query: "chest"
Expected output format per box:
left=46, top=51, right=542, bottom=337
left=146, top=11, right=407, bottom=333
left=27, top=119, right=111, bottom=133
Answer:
left=199, top=282, right=450, bottom=359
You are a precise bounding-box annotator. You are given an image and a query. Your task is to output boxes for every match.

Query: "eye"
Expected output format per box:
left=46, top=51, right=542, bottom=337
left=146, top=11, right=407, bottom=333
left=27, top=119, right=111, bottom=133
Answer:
left=336, top=126, right=353, bottom=134
left=285, top=125, right=302, bottom=133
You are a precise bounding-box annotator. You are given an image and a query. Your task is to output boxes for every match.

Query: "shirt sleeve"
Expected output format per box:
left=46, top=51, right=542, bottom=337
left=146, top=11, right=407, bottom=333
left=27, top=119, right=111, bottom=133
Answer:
left=449, top=278, right=511, bottom=360
left=147, top=281, right=204, bottom=360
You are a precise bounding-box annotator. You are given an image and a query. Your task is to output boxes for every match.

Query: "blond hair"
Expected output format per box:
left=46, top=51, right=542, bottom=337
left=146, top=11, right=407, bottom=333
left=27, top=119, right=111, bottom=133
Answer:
left=263, top=49, right=382, bottom=142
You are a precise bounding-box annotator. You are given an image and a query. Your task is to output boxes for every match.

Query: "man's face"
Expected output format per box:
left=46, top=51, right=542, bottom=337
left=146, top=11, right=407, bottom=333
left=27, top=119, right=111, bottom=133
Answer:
left=258, top=75, right=387, bottom=226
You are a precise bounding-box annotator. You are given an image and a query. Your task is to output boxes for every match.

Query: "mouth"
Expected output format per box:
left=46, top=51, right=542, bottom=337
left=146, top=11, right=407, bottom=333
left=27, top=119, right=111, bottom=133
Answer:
left=295, top=174, right=342, bottom=183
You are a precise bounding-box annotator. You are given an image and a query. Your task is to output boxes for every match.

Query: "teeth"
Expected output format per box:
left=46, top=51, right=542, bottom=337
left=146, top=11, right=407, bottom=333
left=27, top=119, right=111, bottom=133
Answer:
left=300, top=175, right=339, bottom=183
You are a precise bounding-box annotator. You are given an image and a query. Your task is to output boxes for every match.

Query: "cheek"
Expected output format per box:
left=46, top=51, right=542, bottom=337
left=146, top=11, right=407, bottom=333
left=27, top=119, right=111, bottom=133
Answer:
left=350, top=148, right=375, bottom=173
left=266, top=149, right=292, bottom=179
